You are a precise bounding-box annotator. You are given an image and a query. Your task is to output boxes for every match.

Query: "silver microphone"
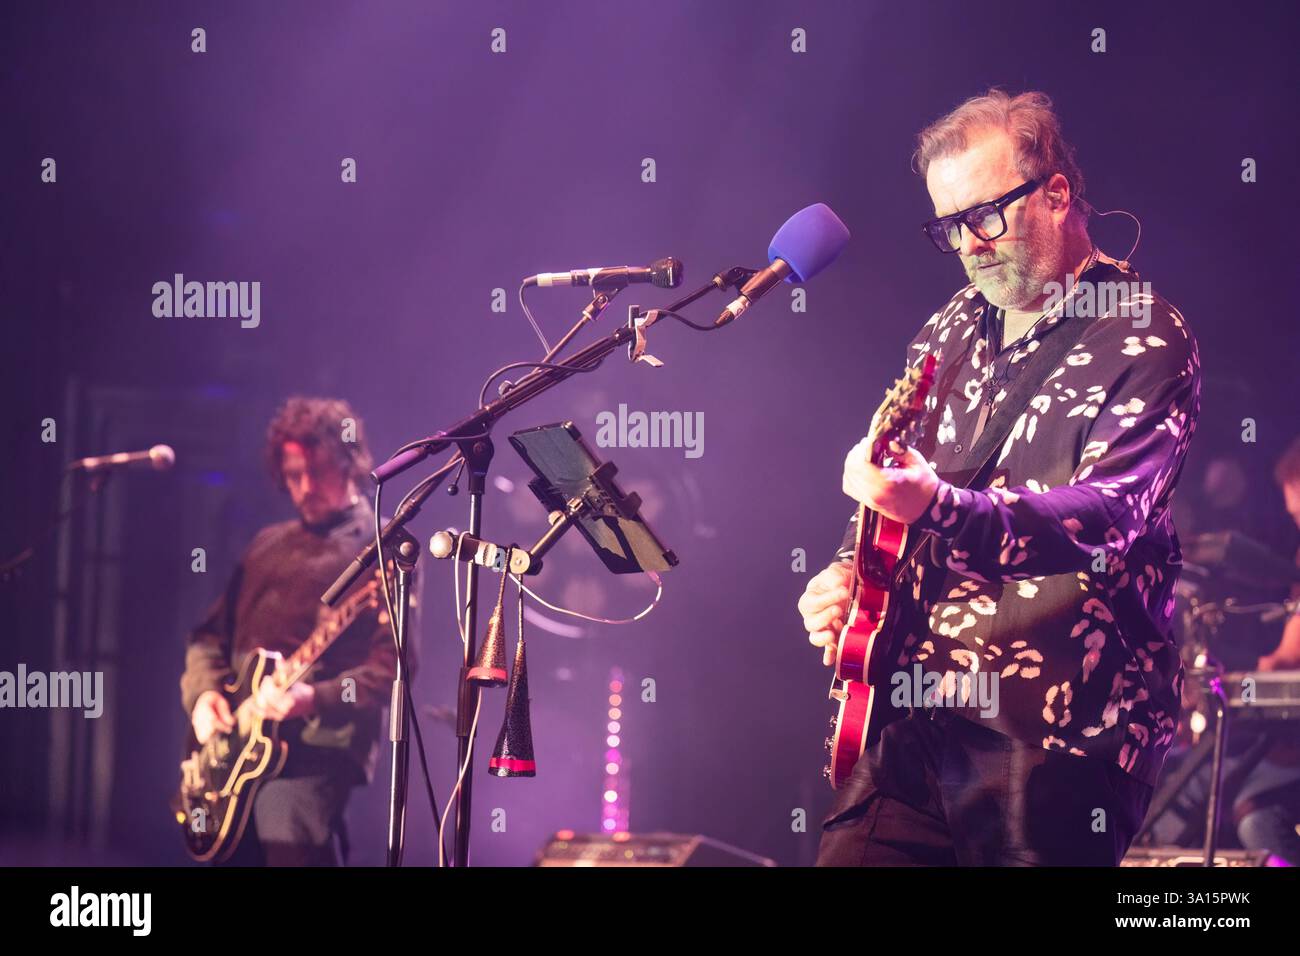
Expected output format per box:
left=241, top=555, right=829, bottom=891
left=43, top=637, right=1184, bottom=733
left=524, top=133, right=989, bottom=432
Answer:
left=524, top=257, right=682, bottom=290
left=429, top=530, right=531, bottom=575
left=68, top=444, right=176, bottom=473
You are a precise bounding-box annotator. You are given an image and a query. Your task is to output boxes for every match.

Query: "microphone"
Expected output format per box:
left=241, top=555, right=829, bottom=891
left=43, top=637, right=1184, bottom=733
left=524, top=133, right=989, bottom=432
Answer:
left=524, top=257, right=683, bottom=290
left=716, top=203, right=850, bottom=326
left=68, top=444, right=175, bottom=473
left=429, top=530, right=531, bottom=575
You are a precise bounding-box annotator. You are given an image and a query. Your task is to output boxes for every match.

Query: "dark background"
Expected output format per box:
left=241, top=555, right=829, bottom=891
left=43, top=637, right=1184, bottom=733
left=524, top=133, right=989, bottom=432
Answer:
left=2, top=0, right=1297, bottom=866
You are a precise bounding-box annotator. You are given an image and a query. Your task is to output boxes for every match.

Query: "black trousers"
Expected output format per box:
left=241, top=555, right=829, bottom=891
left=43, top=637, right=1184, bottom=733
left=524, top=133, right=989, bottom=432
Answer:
left=220, top=748, right=360, bottom=867
left=816, top=707, right=1153, bottom=866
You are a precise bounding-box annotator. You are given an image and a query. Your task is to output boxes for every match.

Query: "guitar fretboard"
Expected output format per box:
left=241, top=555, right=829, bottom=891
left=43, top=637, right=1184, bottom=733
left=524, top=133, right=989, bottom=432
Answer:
left=274, top=578, right=379, bottom=691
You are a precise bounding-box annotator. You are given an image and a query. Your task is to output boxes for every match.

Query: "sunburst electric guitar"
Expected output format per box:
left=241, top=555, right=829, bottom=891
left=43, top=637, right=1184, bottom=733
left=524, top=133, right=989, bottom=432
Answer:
left=172, top=569, right=386, bottom=861
left=823, top=353, right=939, bottom=789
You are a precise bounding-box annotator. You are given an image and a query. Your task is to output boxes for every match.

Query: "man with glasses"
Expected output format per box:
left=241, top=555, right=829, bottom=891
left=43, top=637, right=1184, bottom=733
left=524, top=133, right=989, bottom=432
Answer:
left=798, top=90, right=1201, bottom=865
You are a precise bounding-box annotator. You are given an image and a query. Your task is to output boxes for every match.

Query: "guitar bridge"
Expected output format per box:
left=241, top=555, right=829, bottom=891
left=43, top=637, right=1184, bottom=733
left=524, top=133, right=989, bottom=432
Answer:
left=180, top=755, right=201, bottom=792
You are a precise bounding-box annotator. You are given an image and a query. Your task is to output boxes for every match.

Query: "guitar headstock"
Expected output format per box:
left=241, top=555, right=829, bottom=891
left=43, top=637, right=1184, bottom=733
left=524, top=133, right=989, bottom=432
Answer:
left=868, top=351, right=940, bottom=463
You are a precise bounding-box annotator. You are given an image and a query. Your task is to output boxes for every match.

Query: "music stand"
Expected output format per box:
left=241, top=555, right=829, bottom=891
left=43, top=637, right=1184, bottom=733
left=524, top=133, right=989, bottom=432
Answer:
left=507, top=422, right=678, bottom=576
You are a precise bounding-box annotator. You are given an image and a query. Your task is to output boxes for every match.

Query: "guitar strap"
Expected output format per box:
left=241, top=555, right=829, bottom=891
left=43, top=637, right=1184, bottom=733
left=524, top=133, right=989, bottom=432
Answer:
left=956, top=308, right=1096, bottom=482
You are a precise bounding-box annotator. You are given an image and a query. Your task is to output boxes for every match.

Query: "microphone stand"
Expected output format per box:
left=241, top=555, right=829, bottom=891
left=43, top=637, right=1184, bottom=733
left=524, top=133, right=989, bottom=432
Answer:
left=385, top=525, right=421, bottom=867
left=324, top=265, right=756, bottom=867
left=1, top=468, right=113, bottom=584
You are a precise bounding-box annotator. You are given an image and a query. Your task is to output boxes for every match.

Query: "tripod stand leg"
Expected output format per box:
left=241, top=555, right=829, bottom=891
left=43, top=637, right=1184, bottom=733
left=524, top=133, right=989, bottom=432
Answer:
left=1134, top=734, right=1216, bottom=846
left=1202, top=690, right=1229, bottom=866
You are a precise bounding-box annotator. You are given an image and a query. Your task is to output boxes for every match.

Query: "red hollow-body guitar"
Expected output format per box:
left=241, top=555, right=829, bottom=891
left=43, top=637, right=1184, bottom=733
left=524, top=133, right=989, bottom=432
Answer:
left=824, top=353, right=938, bottom=789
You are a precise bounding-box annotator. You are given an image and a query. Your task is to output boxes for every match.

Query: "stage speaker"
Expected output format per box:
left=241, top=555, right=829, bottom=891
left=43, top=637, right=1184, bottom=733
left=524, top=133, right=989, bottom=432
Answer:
left=535, top=831, right=776, bottom=867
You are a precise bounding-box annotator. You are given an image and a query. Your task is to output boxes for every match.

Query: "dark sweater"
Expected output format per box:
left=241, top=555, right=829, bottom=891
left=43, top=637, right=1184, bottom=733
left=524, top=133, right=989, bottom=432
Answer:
left=835, top=256, right=1200, bottom=786
left=180, top=500, right=415, bottom=782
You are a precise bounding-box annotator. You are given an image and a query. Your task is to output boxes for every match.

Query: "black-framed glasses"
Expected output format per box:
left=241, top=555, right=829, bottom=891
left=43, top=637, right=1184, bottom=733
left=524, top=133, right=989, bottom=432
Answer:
left=922, top=179, right=1042, bottom=253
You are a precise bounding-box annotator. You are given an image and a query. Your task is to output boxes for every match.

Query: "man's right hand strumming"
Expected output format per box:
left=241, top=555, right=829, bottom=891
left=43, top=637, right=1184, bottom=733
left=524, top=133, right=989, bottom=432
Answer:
left=192, top=689, right=235, bottom=744
left=799, top=561, right=855, bottom=667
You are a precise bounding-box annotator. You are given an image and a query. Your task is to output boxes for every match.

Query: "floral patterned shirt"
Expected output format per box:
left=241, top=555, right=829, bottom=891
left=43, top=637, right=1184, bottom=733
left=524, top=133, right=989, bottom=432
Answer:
left=834, top=255, right=1201, bottom=785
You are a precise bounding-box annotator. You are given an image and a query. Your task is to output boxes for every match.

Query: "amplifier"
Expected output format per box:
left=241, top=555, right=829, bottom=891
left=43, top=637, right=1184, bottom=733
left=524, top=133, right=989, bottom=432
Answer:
left=535, top=831, right=776, bottom=867
left=1122, top=847, right=1272, bottom=867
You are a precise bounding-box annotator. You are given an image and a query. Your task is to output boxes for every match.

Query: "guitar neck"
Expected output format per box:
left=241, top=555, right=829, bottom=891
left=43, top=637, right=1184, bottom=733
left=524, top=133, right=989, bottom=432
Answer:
left=274, top=584, right=375, bottom=691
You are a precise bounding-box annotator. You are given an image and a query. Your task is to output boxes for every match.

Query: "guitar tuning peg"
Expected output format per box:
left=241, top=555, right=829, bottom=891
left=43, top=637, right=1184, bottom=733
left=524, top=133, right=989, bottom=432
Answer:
left=824, top=736, right=834, bottom=750
left=827, top=715, right=838, bottom=729
left=821, top=765, right=832, bottom=780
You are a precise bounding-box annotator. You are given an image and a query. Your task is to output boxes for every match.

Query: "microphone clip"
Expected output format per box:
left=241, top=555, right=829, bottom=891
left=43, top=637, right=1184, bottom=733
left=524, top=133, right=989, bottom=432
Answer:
left=429, top=530, right=532, bottom=576
left=626, top=305, right=664, bottom=368
left=712, top=266, right=760, bottom=294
